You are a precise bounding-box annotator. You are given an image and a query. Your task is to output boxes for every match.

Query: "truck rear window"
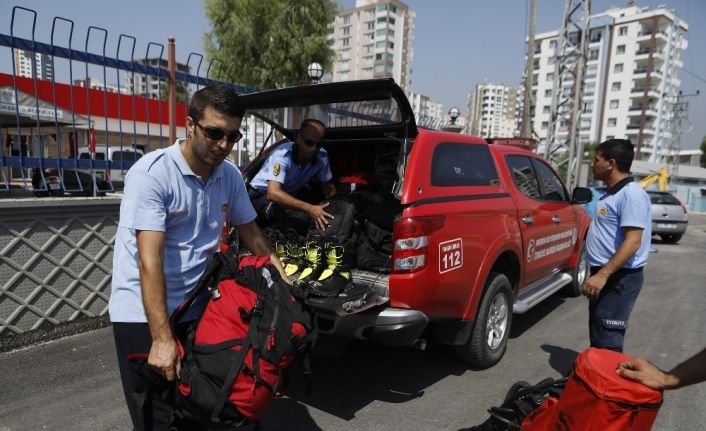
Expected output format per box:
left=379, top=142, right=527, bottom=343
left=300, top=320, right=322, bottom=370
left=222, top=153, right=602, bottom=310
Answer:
left=111, top=151, right=142, bottom=162
left=431, top=143, right=498, bottom=187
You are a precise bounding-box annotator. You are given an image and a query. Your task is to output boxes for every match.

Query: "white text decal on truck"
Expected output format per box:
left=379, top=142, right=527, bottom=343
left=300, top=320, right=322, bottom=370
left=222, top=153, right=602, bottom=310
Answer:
left=526, top=229, right=574, bottom=263
left=439, top=238, right=463, bottom=274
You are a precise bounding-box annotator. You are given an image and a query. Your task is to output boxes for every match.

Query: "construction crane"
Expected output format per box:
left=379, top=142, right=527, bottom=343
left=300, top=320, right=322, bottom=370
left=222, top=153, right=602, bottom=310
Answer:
left=639, top=166, right=668, bottom=191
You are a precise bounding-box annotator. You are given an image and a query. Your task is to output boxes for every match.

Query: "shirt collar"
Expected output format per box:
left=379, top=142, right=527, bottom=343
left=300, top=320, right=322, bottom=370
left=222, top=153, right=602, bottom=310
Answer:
left=605, top=176, right=634, bottom=195
left=167, top=139, right=224, bottom=182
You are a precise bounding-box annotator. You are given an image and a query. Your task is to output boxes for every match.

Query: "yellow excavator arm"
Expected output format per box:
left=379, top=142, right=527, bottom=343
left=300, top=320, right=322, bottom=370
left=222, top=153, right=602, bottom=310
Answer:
left=639, top=167, right=668, bottom=191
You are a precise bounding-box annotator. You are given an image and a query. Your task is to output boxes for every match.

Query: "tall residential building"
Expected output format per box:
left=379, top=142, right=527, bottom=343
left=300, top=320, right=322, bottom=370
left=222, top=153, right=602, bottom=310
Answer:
left=467, top=84, right=519, bottom=138
left=14, top=49, right=54, bottom=81
left=125, top=58, right=190, bottom=99
left=528, top=4, right=688, bottom=161
left=407, top=90, right=443, bottom=128
left=74, top=77, right=129, bottom=94
left=331, top=0, right=415, bottom=91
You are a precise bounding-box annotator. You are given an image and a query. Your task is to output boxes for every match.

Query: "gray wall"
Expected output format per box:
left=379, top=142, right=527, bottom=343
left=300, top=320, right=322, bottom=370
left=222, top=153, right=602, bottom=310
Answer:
left=0, top=198, right=119, bottom=339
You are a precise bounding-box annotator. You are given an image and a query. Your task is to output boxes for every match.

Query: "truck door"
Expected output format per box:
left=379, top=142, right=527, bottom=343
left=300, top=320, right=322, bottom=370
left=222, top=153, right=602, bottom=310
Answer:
left=529, top=157, right=579, bottom=271
left=505, top=155, right=571, bottom=286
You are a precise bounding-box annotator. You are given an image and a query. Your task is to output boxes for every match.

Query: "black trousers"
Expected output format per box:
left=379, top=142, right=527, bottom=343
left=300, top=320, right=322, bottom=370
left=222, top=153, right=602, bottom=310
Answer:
left=113, top=322, right=177, bottom=431
left=248, top=187, right=311, bottom=235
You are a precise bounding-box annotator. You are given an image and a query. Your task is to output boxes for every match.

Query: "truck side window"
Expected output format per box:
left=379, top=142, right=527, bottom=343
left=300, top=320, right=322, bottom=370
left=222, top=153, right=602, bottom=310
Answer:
left=531, top=159, right=568, bottom=202
left=506, top=155, right=542, bottom=200
left=431, top=142, right=498, bottom=187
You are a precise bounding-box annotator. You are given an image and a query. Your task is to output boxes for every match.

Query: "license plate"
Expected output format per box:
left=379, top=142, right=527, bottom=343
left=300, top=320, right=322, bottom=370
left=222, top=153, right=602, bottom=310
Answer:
left=48, top=183, right=61, bottom=190
left=657, top=223, right=677, bottom=229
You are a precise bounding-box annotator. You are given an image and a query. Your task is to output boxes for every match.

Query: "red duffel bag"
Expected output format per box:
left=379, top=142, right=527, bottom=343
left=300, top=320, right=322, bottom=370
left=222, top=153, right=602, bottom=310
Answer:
left=521, top=347, right=663, bottom=431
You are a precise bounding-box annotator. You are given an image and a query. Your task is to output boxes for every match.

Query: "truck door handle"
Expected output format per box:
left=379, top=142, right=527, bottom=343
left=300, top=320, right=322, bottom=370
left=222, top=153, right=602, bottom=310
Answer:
left=522, top=215, right=533, bottom=225
left=552, top=216, right=561, bottom=224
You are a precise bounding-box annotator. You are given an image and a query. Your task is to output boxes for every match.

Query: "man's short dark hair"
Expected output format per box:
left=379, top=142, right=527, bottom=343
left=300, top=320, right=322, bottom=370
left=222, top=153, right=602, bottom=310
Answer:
left=188, top=84, right=245, bottom=121
left=597, top=138, right=634, bottom=173
left=300, top=118, right=326, bottom=136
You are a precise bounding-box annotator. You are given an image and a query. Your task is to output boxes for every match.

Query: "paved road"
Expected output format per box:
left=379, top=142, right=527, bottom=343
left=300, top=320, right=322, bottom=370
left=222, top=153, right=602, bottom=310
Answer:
left=1, top=215, right=705, bottom=431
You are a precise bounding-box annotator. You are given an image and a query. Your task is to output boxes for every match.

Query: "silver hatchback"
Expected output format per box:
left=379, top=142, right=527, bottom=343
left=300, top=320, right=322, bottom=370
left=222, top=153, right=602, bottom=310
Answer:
left=648, top=191, right=688, bottom=243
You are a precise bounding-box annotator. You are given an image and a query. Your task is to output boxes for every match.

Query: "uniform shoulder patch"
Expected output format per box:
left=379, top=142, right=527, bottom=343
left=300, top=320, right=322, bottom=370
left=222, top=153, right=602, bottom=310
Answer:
left=599, top=207, right=608, bottom=216
left=273, top=162, right=281, bottom=177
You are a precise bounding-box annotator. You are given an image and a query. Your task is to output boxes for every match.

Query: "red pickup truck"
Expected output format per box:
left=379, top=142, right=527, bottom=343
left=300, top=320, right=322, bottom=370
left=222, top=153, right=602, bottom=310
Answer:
left=239, top=79, right=592, bottom=368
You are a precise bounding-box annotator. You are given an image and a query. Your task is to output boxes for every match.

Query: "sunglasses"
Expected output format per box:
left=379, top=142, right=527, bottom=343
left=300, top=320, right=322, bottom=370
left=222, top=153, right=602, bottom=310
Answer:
left=302, top=138, right=323, bottom=148
left=193, top=120, right=243, bottom=144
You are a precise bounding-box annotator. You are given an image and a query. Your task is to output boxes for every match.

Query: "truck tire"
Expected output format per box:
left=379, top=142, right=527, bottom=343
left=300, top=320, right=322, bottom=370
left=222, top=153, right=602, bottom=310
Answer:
left=455, top=272, right=512, bottom=368
left=564, top=242, right=588, bottom=297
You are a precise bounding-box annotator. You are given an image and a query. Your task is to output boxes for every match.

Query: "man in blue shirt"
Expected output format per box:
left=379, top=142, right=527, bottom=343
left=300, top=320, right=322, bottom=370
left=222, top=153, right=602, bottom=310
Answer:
left=249, top=119, right=337, bottom=233
left=109, top=84, right=285, bottom=430
left=584, top=138, right=652, bottom=352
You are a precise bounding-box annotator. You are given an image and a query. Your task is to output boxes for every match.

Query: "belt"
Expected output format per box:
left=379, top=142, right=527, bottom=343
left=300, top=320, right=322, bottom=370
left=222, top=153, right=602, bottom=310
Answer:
left=590, top=266, right=644, bottom=275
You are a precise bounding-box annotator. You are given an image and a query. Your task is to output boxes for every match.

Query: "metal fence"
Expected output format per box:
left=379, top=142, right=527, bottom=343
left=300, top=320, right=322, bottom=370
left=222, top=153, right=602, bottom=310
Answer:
left=0, top=5, right=273, bottom=340
left=0, top=5, right=274, bottom=196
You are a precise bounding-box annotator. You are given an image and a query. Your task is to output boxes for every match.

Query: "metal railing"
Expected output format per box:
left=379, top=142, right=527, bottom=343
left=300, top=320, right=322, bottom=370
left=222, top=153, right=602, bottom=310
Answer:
left=1, top=5, right=258, bottom=195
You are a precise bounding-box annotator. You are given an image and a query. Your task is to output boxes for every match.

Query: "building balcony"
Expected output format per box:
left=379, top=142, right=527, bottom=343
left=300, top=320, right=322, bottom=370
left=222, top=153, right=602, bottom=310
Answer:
left=626, top=123, right=656, bottom=135
left=628, top=104, right=658, bottom=117
left=636, top=29, right=669, bottom=44
left=630, top=86, right=660, bottom=98
left=635, top=48, right=665, bottom=63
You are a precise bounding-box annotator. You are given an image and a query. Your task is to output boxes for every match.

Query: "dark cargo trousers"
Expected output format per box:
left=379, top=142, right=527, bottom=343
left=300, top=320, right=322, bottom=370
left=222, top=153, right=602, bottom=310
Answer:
left=588, top=267, right=644, bottom=352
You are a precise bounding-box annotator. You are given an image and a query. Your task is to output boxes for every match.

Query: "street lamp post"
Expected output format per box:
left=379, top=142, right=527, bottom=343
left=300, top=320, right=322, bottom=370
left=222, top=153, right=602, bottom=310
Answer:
left=307, top=62, right=324, bottom=83
left=443, top=106, right=463, bottom=133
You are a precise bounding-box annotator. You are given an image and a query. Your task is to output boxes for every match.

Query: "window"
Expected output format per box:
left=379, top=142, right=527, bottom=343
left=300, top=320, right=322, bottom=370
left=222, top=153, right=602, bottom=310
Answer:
left=342, top=38, right=350, bottom=47
left=377, top=3, right=387, bottom=11
left=541, top=121, right=549, bottom=129
left=548, top=56, right=556, bottom=65
left=367, top=21, right=374, bottom=30
left=619, top=26, right=628, bottom=36
left=614, top=63, right=623, bottom=73
left=549, top=40, right=557, bottom=49
left=610, top=100, right=619, bottom=109
left=506, top=156, right=541, bottom=200
left=533, top=159, right=568, bottom=202
left=590, top=29, right=602, bottom=43
left=431, top=143, right=499, bottom=187
left=612, top=82, right=621, bottom=91
left=583, top=101, right=593, bottom=113
left=588, top=48, right=599, bottom=60
left=546, top=73, right=554, bottom=81
left=343, top=15, right=351, bottom=24
left=342, top=27, right=350, bottom=36
left=617, top=45, right=626, bottom=54
left=608, top=118, right=617, bottom=127
left=543, top=106, right=550, bottom=113
left=544, top=89, right=552, bottom=97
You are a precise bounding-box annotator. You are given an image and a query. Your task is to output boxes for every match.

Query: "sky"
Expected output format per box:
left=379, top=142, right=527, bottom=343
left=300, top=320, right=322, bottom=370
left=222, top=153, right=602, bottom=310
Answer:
left=1, top=0, right=704, bottom=149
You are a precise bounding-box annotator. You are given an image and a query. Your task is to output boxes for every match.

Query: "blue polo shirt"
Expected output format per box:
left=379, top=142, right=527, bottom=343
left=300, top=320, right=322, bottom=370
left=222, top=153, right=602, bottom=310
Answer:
left=585, top=178, right=652, bottom=269
left=109, top=140, right=256, bottom=323
left=249, top=142, right=332, bottom=193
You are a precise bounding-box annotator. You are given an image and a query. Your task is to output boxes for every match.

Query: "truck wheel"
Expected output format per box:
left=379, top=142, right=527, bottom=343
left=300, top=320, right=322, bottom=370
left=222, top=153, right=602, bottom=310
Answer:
left=455, top=272, right=512, bottom=368
left=564, top=242, right=588, bottom=297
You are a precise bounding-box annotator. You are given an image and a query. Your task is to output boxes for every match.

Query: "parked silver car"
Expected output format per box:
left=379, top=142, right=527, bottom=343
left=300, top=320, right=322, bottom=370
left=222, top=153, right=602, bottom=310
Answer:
left=648, top=191, right=688, bottom=243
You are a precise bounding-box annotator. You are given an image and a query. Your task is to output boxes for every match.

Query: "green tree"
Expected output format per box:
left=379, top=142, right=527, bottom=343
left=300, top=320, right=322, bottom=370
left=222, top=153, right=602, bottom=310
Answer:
left=204, top=0, right=337, bottom=90
left=159, top=80, right=189, bottom=104
left=700, top=135, right=706, bottom=168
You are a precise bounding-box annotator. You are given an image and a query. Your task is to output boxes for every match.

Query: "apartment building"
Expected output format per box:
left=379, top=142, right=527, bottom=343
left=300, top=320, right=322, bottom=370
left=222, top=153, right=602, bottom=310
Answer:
left=74, top=77, right=129, bottom=94
left=125, top=58, right=190, bottom=99
left=467, top=83, right=519, bottom=138
left=14, top=49, right=54, bottom=81
left=407, top=90, right=443, bottom=128
left=529, top=4, right=687, bottom=161
left=331, top=0, right=415, bottom=92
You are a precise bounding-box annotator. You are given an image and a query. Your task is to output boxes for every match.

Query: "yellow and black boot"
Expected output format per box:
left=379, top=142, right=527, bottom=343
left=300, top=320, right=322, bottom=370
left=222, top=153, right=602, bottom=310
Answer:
left=309, top=241, right=354, bottom=297
left=294, top=240, right=327, bottom=288
left=283, top=237, right=308, bottom=280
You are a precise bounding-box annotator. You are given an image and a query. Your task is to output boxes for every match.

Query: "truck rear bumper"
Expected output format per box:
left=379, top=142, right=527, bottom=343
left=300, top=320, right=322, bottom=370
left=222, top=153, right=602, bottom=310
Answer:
left=316, top=305, right=428, bottom=347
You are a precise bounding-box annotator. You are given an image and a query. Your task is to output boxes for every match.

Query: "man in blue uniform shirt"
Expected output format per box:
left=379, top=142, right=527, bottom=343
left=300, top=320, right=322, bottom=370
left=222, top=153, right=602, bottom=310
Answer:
left=584, top=138, right=652, bottom=352
left=109, top=84, right=285, bottom=430
left=249, top=119, right=337, bottom=233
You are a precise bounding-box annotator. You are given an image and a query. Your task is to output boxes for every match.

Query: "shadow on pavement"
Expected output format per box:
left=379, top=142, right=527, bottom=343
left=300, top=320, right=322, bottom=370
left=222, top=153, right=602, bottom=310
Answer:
left=509, top=293, right=567, bottom=339
left=259, top=335, right=467, bottom=428
left=540, top=344, right=579, bottom=376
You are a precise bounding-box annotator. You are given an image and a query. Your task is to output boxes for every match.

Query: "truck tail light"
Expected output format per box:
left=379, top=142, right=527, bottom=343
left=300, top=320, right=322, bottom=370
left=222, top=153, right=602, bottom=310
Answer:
left=392, top=216, right=445, bottom=274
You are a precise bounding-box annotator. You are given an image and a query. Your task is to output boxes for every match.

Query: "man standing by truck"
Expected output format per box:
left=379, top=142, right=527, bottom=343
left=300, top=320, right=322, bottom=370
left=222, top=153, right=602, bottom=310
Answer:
left=583, top=138, right=651, bottom=352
